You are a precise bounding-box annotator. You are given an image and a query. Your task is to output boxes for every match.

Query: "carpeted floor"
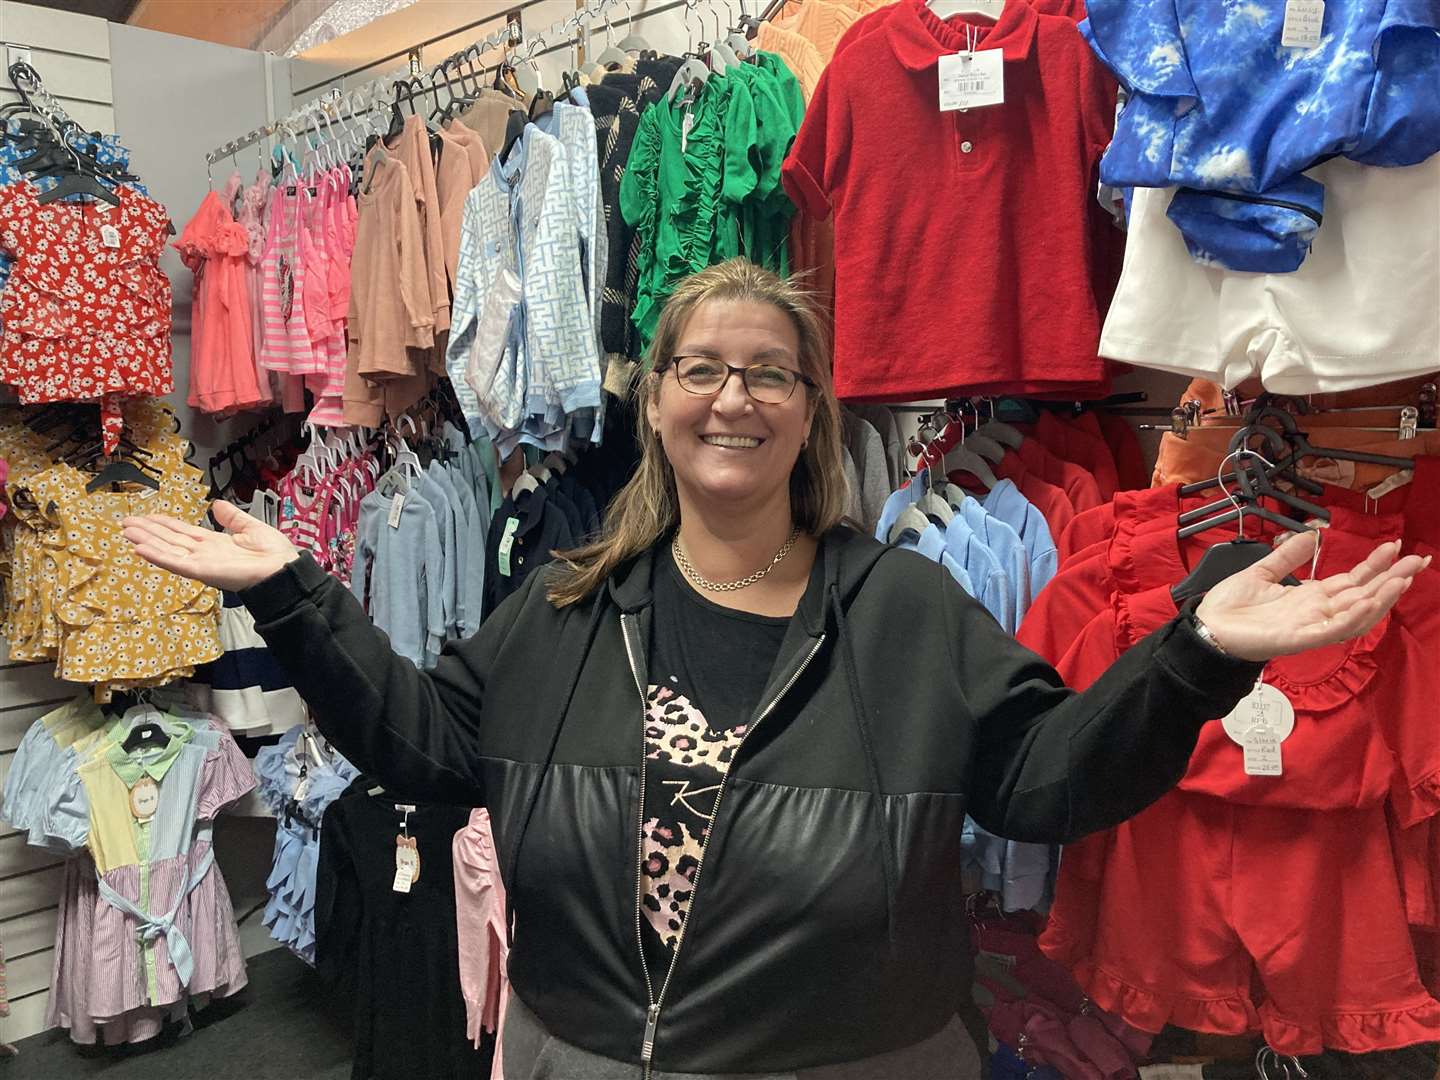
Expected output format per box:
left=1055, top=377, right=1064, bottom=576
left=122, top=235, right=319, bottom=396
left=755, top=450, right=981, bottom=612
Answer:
left=4, top=947, right=354, bottom=1080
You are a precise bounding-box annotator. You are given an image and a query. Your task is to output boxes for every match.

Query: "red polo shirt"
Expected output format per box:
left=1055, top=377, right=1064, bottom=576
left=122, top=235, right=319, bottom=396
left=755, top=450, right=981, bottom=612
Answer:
left=783, top=0, right=1122, bottom=402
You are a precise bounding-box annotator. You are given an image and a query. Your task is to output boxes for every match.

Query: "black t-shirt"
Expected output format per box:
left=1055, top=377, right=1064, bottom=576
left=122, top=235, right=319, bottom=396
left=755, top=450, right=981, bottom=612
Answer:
left=639, top=552, right=790, bottom=983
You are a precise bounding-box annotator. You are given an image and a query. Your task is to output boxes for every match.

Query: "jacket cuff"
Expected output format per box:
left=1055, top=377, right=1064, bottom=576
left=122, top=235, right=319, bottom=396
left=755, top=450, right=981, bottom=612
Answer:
left=1155, top=608, right=1265, bottom=707
left=237, top=553, right=331, bottom=625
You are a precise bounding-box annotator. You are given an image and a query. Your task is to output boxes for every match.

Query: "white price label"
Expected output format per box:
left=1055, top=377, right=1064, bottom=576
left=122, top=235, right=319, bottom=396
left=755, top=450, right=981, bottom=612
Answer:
left=392, top=863, right=413, bottom=893
left=1221, top=681, right=1296, bottom=745
left=100, top=224, right=121, bottom=249
left=497, top=516, right=521, bottom=577
left=387, top=491, right=405, bottom=528
left=939, top=49, right=1004, bottom=112
left=681, top=110, right=695, bottom=154
left=1281, top=0, right=1325, bottom=48
left=1243, top=726, right=1285, bottom=776
left=1140, top=1067, right=1206, bottom=1080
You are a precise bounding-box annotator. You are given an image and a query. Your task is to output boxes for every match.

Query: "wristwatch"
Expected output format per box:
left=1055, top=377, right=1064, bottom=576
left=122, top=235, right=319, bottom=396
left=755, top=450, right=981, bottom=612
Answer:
left=1190, top=613, right=1229, bottom=656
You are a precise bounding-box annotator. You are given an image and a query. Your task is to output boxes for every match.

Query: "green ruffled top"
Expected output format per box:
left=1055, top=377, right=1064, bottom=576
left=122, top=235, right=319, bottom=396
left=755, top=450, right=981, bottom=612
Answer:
left=620, top=53, right=803, bottom=361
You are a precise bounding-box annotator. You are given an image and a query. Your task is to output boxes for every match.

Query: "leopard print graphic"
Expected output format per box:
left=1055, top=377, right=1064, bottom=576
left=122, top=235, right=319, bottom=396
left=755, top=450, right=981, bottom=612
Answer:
left=645, top=683, right=747, bottom=768
left=641, top=681, right=747, bottom=952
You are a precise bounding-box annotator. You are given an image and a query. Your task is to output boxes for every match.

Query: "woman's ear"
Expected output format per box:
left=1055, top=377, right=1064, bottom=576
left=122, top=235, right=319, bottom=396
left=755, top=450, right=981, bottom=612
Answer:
left=645, top=379, right=662, bottom=436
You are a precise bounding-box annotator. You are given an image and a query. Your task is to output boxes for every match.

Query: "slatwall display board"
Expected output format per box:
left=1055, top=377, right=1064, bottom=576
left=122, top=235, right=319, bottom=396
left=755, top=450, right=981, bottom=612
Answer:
left=0, top=1, right=116, bottom=1043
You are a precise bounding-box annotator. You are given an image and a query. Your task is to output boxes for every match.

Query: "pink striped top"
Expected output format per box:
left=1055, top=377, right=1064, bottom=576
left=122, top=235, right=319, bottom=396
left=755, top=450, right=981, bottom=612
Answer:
left=258, top=186, right=320, bottom=375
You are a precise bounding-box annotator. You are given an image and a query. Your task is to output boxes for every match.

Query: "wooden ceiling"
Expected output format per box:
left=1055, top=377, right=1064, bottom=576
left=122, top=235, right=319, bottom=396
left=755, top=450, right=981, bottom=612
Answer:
left=22, top=0, right=141, bottom=21
left=17, top=0, right=297, bottom=51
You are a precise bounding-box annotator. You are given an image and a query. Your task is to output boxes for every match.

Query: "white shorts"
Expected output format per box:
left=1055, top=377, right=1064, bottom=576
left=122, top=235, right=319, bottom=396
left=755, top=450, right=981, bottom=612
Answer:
left=1099, top=156, right=1440, bottom=394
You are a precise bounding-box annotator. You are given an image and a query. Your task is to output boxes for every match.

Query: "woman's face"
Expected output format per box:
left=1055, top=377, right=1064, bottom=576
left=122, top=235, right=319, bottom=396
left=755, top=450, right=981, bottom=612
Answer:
left=648, top=299, right=815, bottom=515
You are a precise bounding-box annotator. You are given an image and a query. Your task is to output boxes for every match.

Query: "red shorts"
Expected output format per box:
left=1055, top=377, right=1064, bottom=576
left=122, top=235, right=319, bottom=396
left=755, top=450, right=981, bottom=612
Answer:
left=1040, top=791, right=1440, bottom=1056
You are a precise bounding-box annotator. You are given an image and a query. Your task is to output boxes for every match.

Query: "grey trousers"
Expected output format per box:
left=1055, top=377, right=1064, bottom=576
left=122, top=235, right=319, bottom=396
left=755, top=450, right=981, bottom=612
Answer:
left=501, top=992, right=984, bottom=1080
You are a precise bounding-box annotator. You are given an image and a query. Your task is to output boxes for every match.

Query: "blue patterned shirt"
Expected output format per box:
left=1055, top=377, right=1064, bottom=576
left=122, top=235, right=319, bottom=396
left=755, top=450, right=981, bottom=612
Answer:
left=1084, top=0, right=1440, bottom=270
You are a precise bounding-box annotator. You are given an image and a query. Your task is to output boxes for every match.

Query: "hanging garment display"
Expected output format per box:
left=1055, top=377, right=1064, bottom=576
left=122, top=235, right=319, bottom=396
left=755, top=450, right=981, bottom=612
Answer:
left=453, top=808, right=508, bottom=1080
left=1020, top=441, right=1440, bottom=1056
left=174, top=177, right=268, bottom=415
left=782, top=0, right=1125, bottom=402
left=254, top=725, right=359, bottom=963
left=0, top=402, right=222, bottom=700
left=1099, top=155, right=1440, bottom=394
left=315, top=788, right=487, bottom=1080
left=1081, top=0, right=1440, bottom=271
left=2, top=698, right=254, bottom=1044
left=621, top=52, right=803, bottom=358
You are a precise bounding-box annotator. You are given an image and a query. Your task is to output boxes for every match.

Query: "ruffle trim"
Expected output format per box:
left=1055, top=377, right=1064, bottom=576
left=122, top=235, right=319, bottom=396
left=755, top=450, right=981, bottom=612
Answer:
left=1393, top=769, right=1440, bottom=830
left=1261, top=995, right=1440, bottom=1057
left=1109, top=498, right=1396, bottom=714
left=1072, top=960, right=1260, bottom=1038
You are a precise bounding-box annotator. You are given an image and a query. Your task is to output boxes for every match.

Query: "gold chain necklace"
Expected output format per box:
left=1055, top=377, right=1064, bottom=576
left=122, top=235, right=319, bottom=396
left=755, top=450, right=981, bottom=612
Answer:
left=672, top=526, right=802, bottom=593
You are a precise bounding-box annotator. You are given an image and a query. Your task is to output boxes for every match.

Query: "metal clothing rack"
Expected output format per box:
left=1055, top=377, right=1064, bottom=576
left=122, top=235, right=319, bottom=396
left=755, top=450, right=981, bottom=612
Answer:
left=203, top=0, right=628, bottom=168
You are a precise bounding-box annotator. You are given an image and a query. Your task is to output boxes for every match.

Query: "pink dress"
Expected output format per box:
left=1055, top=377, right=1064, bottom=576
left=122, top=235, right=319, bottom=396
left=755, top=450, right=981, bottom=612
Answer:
left=302, top=175, right=349, bottom=426
left=174, top=185, right=265, bottom=414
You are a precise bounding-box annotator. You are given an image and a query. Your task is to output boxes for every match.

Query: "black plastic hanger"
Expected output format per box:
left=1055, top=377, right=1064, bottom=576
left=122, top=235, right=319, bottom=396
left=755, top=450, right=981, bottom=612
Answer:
left=500, top=109, right=527, bottom=165
left=122, top=721, right=168, bottom=753
left=85, top=458, right=162, bottom=494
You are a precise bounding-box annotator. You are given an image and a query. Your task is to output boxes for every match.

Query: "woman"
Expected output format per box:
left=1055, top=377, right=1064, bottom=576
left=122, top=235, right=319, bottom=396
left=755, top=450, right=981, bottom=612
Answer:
left=125, top=260, right=1424, bottom=1079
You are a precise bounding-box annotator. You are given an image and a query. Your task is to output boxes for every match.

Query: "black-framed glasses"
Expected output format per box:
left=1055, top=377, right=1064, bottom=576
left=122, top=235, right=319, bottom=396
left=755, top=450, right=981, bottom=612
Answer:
left=666, top=355, right=814, bottom=405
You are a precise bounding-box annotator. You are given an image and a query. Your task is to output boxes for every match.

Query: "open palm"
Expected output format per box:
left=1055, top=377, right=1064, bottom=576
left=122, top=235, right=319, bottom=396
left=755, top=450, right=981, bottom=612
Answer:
left=122, top=500, right=301, bottom=591
left=1194, top=531, right=1430, bottom=662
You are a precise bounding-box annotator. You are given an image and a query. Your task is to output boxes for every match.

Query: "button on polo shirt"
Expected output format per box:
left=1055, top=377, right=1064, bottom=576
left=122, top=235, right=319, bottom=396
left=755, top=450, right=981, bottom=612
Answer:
left=783, top=0, right=1123, bottom=403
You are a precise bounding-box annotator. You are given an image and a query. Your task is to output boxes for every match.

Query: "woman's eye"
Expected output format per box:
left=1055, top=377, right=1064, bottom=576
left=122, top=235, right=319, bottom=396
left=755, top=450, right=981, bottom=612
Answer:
left=751, top=367, right=791, bottom=386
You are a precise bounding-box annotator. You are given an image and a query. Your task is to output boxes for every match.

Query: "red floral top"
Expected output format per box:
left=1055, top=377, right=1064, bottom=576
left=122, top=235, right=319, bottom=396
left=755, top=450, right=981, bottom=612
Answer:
left=0, top=181, right=173, bottom=449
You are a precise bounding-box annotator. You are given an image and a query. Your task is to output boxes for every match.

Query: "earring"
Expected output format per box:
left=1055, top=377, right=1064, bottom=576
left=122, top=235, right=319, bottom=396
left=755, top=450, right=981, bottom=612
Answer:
left=802, top=437, right=809, bottom=450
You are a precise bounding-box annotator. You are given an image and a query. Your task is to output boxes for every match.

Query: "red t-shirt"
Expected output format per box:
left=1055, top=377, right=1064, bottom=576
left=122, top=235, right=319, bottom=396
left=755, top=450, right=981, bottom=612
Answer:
left=783, top=0, right=1122, bottom=401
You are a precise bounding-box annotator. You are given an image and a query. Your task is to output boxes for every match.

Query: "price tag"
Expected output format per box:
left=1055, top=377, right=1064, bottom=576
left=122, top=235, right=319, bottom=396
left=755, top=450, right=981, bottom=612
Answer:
left=129, top=776, right=160, bottom=822
left=392, top=863, right=414, bottom=893
left=939, top=49, right=1004, bottom=112
left=387, top=491, right=405, bottom=528
left=395, top=834, right=421, bottom=888
left=1140, top=1067, right=1205, bottom=1080
left=1281, top=0, right=1325, bottom=48
left=100, top=224, right=121, bottom=249
left=1222, top=681, right=1295, bottom=777
left=497, top=516, right=521, bottom=577
left=681, top=110, right=695, bottom=155
left=1243, top=725, right=1285, bottom=776
left=1221, top=681, right=1296, bottom=745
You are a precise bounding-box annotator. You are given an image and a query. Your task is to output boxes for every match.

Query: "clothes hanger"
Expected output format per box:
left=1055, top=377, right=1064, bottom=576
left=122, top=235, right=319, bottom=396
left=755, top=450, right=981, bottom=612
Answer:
left=593, top=5, right=631, bottom=70
left=617, top=0, right=653, bottom=54
left=34, top=139, right=121, bottom=206
left=708, top=9, right=740, bottom=71
left=667, top=2, right=713, bottom=102
left=972, top=397, right=1025, bottom=449
left=1170, top=451, right=1311, bottom=604
left=887, top=504, right=932, bottom=544
left=927, top=0, right=1007, bottom=18
left=727, top=0, right=757, bottom=59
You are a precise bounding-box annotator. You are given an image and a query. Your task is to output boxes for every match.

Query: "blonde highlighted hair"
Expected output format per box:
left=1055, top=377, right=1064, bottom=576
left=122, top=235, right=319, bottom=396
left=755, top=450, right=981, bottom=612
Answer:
left=546, top=259, right=848, bottom=607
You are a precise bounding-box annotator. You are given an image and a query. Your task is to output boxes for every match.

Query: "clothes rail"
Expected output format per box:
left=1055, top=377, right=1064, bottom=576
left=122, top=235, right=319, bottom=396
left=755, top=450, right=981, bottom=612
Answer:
left=203, top=0, right=626, bottom=167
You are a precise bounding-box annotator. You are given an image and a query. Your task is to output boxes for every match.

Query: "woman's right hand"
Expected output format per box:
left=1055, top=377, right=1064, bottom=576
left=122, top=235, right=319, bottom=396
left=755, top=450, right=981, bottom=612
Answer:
left=123, top=499, right=302, bottom=592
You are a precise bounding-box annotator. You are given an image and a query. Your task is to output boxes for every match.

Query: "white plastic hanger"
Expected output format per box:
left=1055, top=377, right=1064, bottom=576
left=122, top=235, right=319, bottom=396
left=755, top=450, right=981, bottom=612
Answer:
left=888, top=504, right=933, bottom=544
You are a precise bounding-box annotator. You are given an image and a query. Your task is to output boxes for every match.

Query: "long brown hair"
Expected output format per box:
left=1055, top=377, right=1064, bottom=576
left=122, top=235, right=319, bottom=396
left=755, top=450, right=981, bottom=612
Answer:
left=546, top=259, right=849, bottom=607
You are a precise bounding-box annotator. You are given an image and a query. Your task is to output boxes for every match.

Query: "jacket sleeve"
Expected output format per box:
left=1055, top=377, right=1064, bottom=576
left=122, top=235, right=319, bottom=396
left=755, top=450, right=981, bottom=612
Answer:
left=238, top=552, right=544, bottom=805
left=946, top=569, right=1264, bottom=844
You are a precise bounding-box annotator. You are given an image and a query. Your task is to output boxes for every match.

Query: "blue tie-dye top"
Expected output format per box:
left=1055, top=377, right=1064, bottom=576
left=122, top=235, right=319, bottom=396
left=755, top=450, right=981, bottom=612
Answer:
left=1083, top=0, right=1440, bottom=270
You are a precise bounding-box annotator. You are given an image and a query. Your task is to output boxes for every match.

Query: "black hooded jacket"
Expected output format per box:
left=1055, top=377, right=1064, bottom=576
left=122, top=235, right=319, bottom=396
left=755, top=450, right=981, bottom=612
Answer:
left=239, top=526, right=1263, bottom=1073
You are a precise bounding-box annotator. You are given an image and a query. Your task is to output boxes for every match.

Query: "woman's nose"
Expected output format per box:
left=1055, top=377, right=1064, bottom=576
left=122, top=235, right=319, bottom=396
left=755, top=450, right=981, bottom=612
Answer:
left=711, top=370, right=754, bottom=415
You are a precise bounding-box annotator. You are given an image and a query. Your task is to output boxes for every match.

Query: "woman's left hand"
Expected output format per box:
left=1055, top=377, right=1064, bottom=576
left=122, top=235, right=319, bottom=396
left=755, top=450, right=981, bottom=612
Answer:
left=1194, top=531, right=1430, bottom=662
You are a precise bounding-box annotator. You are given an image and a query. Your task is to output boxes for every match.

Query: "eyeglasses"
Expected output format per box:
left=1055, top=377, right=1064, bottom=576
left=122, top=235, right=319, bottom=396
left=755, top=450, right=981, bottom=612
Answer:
left=666, top=355, right=814, bottom=405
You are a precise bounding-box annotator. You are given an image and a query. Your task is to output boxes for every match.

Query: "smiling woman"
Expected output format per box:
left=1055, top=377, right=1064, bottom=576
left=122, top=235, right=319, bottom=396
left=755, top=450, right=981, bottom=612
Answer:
left=122, top=257, right=1425, bottom=1079
left=546, top=258, right=849, bottom=611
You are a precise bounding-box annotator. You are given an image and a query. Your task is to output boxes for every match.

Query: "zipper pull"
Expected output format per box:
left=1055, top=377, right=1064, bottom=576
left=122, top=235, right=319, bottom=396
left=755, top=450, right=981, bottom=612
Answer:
left=641, top=1003, right=660, bottom=1070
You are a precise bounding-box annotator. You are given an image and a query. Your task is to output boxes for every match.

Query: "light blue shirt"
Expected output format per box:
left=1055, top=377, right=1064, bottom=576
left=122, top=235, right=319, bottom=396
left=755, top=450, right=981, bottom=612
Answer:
left=983, top=479, right=1058, bottom=617
left=874, top=475, right=926, bottom=543
left=914, top=523, right=976, bottom=597
left=941, top=513, right=1012, bottom=632
left=956, top=495, right=1026, bottom=632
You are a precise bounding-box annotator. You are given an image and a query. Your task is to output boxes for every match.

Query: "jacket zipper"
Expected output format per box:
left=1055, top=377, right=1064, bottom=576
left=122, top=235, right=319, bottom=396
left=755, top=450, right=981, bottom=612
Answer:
left=1193, top=187, right=1323, bottom=226
left=622, top=613, right=825, bottom=1078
